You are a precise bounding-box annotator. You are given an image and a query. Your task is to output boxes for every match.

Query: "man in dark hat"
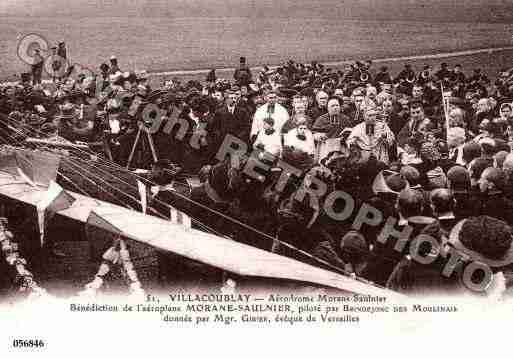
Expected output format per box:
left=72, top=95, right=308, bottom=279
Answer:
left=395, top=63, right=415, bottom=84
left=31, top=49, right=44, bottom=85
left=233, top=56, right=252, bottom=87
left=57, top=41, right=67, bottom=59
left=206, top=68, right=216, bottom=84
left=435, top=62, right=452, bottom=83
left=374, top=66, right=392, bottom=86
left=178, top=95, right=217, bottom=172
left=416, top=65, right=432, bottom=85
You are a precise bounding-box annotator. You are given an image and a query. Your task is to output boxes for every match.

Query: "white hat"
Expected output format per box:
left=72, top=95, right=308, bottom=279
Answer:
left=110, top=55, right=117, bottom=61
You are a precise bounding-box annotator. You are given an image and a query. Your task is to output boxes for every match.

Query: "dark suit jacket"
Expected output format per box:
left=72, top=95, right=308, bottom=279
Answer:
left=396, top=117, right=432, bottom=147
left=214, top=104, right=251, bottom=144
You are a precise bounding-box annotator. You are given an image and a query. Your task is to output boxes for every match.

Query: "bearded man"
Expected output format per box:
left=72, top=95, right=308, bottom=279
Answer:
left=347, top=108, right=395, bottom=164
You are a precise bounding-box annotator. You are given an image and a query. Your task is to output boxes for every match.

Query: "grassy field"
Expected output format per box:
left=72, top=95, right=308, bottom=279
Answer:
left=146, top=47, right=513, bottom=89
left=1, top=1, right=513, bottom=79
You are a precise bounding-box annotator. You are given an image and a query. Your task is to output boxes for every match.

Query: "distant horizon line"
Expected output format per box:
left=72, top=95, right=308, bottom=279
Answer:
left=2, top=45, right=512, bottom=83
left=148, top=45, right=513, bottom=77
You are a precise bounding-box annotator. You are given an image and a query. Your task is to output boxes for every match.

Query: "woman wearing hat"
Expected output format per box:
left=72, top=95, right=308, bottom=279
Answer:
left=448, top=216, right=513, bottom=298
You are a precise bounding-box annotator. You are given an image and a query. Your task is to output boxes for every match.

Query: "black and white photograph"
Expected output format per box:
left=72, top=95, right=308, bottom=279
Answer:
left=1, top=0, right=513, bottom=357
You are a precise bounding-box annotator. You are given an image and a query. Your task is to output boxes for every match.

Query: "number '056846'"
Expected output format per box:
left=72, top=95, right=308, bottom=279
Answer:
left=12, top=339, right=45, bottom=348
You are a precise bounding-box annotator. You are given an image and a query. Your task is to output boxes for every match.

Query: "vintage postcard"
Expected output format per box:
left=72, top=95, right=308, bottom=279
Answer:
left=1, top=1, right=513, bottom=357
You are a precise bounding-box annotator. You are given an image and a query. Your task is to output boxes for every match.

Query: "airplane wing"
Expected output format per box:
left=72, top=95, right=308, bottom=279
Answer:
left=0, top=148, right=402, bottom=298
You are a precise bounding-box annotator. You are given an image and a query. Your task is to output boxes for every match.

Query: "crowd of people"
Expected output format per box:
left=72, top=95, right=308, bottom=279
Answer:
left=3, top=51, right=513, bottom=297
